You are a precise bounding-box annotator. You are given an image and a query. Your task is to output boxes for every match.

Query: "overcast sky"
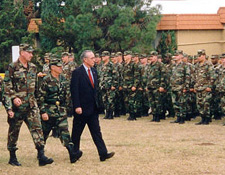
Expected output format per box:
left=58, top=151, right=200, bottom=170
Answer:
left=151, top=0, right=225, bottom=14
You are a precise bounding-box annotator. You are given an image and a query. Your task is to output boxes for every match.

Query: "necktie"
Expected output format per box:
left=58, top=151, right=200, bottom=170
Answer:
left=88, top=68, right=94, bottom=88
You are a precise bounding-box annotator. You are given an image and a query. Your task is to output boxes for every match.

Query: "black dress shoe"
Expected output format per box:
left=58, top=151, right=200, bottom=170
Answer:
left=100, top=152, right=115, bottom=161
left=74, top=150, right=83, bottom=162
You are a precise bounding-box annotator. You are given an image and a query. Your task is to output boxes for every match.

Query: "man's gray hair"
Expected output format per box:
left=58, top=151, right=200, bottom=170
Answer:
left=80, top=50, right=93, bottom=61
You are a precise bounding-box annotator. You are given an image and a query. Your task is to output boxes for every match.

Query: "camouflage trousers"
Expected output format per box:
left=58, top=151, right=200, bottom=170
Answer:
left=148, top=89, right=164, bottom=116
left=218, top=92, right=225, bottom=115
left=97, top=89, right=105, bottom=112
left=171, top=91, right=187, bottom=118
left=41, top=116, right=71, bottom=147
left=135, top=90, right=144, bottom=114
left=196, top=91, right=212, bottom=118
left=124, top=89, right=138, bottom=114
left=140, top=91, right=149, bottom=116
left=210, top=91, right=222, bottom=117
left=163, top=91, right=175, bottom=116
left=114, top=90, right=126, bottom=114
left=7, top=107, right=45, bottom=151
left=186, top=92, right=198, bottom=116
left=102, top=89, right=116, bottom=111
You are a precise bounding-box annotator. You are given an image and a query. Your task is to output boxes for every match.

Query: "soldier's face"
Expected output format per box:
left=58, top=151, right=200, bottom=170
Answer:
left=51, top=65, right=62, bottom=74
left=221, top=58, right=225, bottom=64
left=95, top=57, right=101, bottom=64
left=211, top=58, right=218, bottom=65
left=84, top=52, right=95, bottom=68
left=102, top=56, right=109, bottom=62
left=124, top=55, right=132, bottom=63
left=62, top=56, right=69, bottom=63
left=140, top=58, right=147, bottom=64
left=111, top=57, right=117, bottom=64
left=21, top=50, right=33, bottom=62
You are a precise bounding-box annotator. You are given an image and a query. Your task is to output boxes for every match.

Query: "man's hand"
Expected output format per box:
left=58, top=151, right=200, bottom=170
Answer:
left=13, top=97, right=22, bottom=107
left=119, top=86, right=123, bottom=91
left=111, top=86, right=116, bottom=90
left=75, top=107, right=82, bottom=115
left=159, top=87, right=164, bottom=92
left=205, top=87, right=212, bottom=92
left=42, top=113, right=49, bottom=121
left=183, top=89, right=187, bottom=93
left=7, top=110, right=14, bottom=118
left=37, top=72, right=47, bottom=77
left=131, top=86, right=136, bottom=91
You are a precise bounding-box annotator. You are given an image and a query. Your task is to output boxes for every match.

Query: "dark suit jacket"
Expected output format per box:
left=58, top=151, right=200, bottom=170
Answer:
left=70, top=65, right=99, bottom=117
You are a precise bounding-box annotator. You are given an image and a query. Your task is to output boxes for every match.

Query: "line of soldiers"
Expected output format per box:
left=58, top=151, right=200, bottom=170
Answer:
left=94, top=49, right=225, bottom=125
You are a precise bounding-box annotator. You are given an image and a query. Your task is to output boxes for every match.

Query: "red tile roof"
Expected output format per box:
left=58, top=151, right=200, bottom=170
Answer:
left=157, top=7, right=225, bottom=30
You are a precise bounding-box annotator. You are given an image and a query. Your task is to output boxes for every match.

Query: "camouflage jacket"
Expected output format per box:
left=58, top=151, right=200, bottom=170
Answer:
left=99, top=62, right=119, bottom=90
left=115, top=63, right=123, bottom=88
left=215, top=65, right=225, bottom=92
left=194, top=61, right=214, bottom=91
left=2, top=59, right=38, bottom=111
left=63, top=61, right=77, bottom=80
left=122, top=62, right=135, bottom=89
left=37, top=74, right=68, bottom=117
left=145, top=61, right=167, bottom=90
left=170, top=61, right=191, bottom=91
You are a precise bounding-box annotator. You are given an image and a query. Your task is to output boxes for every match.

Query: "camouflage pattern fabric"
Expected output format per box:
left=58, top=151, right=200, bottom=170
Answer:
left=194, top=61, right=214, bottom=118
left=37, top=73, right=71, bottom=146
left=2, top=59, right=45, bottom=151
left=170, top=61, right=191, bottom=118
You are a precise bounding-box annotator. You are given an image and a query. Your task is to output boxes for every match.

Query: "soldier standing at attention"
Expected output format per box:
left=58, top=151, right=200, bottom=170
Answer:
left=37, top=55, right=79, bottom=163
left=2, top=44, right=53, bottom=166
left=122, top=51, right=137, bottom=120
left=99, top=51, right=118, bottom=119
left=170, top=50, right=191, bottom=124
left=94, top=53, right=105, bottom=114
left=194, top=50, right=214, bottom=125
left=145, top=51, right=167, bottom=122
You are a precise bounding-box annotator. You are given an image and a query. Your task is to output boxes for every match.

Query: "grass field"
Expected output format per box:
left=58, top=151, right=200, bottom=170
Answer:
left=1, top=106, right=225, bottom=175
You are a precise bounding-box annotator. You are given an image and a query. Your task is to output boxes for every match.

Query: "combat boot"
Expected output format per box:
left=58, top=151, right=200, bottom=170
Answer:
left=108, top=110, right=114, bottom=119
left=127, top=113, right=136, bottom=121
left=66, top=144, right=77, bottom=163
left=37, top=146, right=54, bottom=166
left=8, top=149, right=21, bottom=166
left=203, top=117, right=209, bottom=125
left=155, top=114, right=160, bottom=122
left=103, top=111, right=109, bottom=119
left=150, top=115, right=156, bottom=122
left=170, top=117, right=180, bottom=123
left=179, top=117, right=185, bottom=124
left=195, top=116, right=205, bottom=125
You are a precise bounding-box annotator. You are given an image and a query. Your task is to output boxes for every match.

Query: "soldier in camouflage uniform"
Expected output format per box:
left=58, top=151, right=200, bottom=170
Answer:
left=210, top=54, right=222, bottom=120
left=170, top=50, right=191, bottom=124
left=62, top=52, right=75, bottom=118
left=99, top=51, right=118, bottom=119
left=37, top=55, right=78, bottom=163
left=2, top=44, right=53, bottom=166
left=122, top=51, right=138, bottom=120
left=139, top=54, right=149, bottom=117
left=163, top=53, right=175, bottom=118
left=145, top=51, right=167, bottom=122
left=68, top=53, right=78, bottom=72
left=94, top=53, right=105, bottom=114
left=216, top=54, right=225, bottom=125
left=132, top=53, right=143, bottom=118
left=194, top=50, right=214, bottom=125
left=116, top=52, right=126, bottom=115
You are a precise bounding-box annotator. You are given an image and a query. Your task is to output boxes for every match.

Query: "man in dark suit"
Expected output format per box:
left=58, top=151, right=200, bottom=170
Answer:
left=70, top=50, right=115, bottom=162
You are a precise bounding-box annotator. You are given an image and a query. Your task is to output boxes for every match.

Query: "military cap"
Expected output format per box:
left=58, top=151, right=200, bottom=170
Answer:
left=132, top=52, right=139, bottom=57
left=219, top=53, right=225, bottom=59
left=110, top=52, right=116, bottom=58
left=95, top=53, right=100, bottom=57
left=68, top=53, right=74, bottom=57
left=183, top=53, right=188, bottom=57
left=211, top=55, right=219, bottom=59
left=158, top=55, right=162, bottom=59
left=116, top=52, right=122, bottom=56
left=149, top=51, right=158, bottom=56
left=49, top=54, right=63, bottom=67
left=101, top=51, right=110, bottom=57
left=123, top=51, right=132, bottom=56
left=61, top=52, right=69, bottom=57
left=197, top=49, right=206, bottom=56
left=19, top=43, right=34, bottom=52
left=174, top=50, right=183, bottom=56
left=139, top=53, right=147, bottom=59
left=193, top=55, right=198, bottom=60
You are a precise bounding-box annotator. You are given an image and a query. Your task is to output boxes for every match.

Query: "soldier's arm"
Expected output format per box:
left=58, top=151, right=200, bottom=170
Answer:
left=2, top=65, right=15, bottom=111
left=184, top=64, right=191, bottom=91
left=159, top=63, right=167, bottom=90
left=37, top=78, right=48, bottom=114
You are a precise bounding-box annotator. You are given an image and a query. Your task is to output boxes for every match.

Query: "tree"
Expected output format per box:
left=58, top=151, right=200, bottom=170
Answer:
left=39, top=0, right=161, bottom=57
left=0, top=0, right=30, bottom=72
